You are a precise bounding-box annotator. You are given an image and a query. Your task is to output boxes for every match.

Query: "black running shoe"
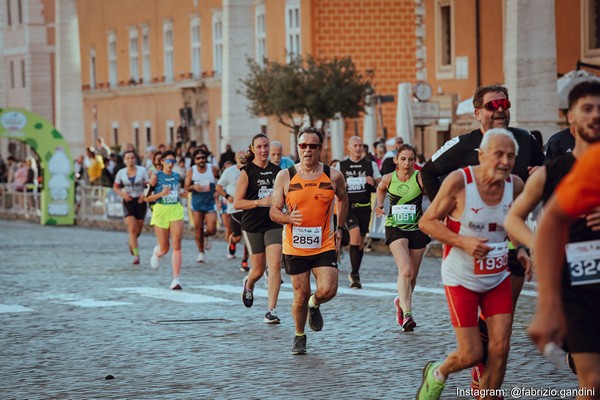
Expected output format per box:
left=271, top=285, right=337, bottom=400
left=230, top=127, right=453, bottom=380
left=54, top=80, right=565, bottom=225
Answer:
left=308, top=304, right=323, bottom=332
left=240, top=260, right=249, bottom=272
left=349, top=274, right=362, bottom=289
left=292, top=335, right=307, bottom=355
left=241, top=277, right=253, bottom=308
left=264, top=310, right=281, bottom=324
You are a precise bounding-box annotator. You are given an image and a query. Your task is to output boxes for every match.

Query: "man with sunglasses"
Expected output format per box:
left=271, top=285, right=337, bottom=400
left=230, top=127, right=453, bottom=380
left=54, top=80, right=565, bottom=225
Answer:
left=338, top=136, right=382, bottom=289
left=420, top=84, right=544, bottom=389
left=270, top=127, right=349, bottom=355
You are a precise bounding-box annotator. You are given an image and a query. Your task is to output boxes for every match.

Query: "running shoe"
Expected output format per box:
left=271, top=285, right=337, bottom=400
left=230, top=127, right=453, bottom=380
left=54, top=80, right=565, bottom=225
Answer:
left=150, top=245, right=161, bottom=270
left=264, top=309, right=281, bottom=324
left=227, top=236, right=236, bottom=259
left=241, top=276, right=253, bottom=308
left=308, top=303, right=323, bottom=332
left=196, top=252, right=205, bottom=263
left=240, top=260, right=249, bottom=272
left=402, top=314, right=417, bottom=332
left=204, top=235, right=212, bottom=251
left=348, top=273, right=362, bottom=289
left=416, top=361, right=445, bottom=400
left=132, top=256, right=140, bottom=265
left=470, top=362, right=485, bottom=390
left=169, top=277, right=182, bottom=290
left=292, top=334, right=307, bottom=355
left=394, top=296, right=404, bottom=326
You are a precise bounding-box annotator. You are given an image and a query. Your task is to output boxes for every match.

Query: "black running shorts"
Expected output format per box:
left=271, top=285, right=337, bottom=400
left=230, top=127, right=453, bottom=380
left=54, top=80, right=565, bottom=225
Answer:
left=562, top=284, right=600, bottom=353
left=346, top=207, right=372, bottom=236
left=283, top=250, right=338, bottom=275
left=507, top=249, right=525, bottom=277
left=385, top=226, right=431, bottom=249
left=123, top=198, right=148, bottom=220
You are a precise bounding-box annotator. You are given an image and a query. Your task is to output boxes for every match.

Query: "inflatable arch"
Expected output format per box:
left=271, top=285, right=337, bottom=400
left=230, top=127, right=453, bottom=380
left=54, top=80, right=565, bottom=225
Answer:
left=0, top=108, right=75, bottom=225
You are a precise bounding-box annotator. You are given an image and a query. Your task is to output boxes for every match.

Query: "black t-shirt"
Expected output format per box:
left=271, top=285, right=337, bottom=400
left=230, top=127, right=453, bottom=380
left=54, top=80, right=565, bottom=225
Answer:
left=544, top=128, right=574, bottom=162
left=339, top=157, right=376, bottom=205
left=421, top=127, right=545, bottom=200
left=241, top=161, right=281, bottom=233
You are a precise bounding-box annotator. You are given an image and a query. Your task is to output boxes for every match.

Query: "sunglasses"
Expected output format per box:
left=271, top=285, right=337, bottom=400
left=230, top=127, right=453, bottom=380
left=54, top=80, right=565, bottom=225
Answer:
left=482, top=99, right=511, bottom=112
left=298, top=143, right=321, bottom=150
left=163, top=159, right=177, bottom=165
left=195, top=157, right=206, bottom=161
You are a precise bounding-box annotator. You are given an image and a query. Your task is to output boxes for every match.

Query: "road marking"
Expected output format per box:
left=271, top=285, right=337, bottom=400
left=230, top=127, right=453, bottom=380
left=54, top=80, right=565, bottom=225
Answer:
left=193, top=284, right=295, bottom=300
left=65, top=299, right=132, bottom=308
left=113, top=287, right=232, bottom=303
left=0, top=304, right=34, bottom=313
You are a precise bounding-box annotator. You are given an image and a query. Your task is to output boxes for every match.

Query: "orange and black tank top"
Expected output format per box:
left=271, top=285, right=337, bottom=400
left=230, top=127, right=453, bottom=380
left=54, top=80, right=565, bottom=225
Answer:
left=283, top=164, right=336, bottom=256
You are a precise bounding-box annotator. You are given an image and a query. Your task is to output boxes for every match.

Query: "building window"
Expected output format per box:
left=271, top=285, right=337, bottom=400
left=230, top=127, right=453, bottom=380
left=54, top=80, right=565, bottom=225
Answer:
left=163, top=21, right=174, bottom=81
left=112, top=123, right=119, bottom=145
left=583, top=0, right=600, bottom=59
left=17, top=0, right=22, bottom=24
left=132, top=122, right=140, bottom=150
left=255, top=5, right=266, bottom=65
left=435, top=0, right=454, bottom=79
left=166, top=120, right=175, bottom=144
left=6, top=0, right=11, bottom=26
left=89, top=49, right=96, bottom=89
left=129, top=28, right=139, bottom=82
left=108, top=32, right=118, bottom=87
left=212, top=11, right=223, bottom=76
left=285, top=0, right=301, bottom=61
left=145, top=122, right=152, bottom=146
left=191, top=17, right=201, bottom=78
left=21, top=59, right=25, bottom=87
left=141, top=26, right=151, bottom=83
left=10, top=61, right=15, bottom=89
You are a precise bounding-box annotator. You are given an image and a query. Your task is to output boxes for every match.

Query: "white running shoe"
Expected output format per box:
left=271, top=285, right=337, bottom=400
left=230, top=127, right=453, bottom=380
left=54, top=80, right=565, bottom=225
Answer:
left=169, top=277, right=182, bottom=290
left=196, top=252, right=205, bottom=263
left=204, top=235, right=212, bottom=251
left=150, top=245, right=161, bottom=270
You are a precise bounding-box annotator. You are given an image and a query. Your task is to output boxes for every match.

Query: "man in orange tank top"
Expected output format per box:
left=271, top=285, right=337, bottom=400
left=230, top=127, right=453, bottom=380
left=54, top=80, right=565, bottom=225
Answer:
left=271, top=127, right=348, bottom=355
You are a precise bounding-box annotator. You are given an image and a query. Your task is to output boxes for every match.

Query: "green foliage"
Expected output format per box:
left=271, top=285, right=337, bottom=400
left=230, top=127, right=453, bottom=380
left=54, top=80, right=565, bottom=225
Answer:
left=241, top=54, right=369, bottom=131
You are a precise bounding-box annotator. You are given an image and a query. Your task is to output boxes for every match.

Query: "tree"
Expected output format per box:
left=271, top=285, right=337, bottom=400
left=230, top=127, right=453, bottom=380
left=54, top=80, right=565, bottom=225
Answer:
left=241, top=54, right=370, bottom=133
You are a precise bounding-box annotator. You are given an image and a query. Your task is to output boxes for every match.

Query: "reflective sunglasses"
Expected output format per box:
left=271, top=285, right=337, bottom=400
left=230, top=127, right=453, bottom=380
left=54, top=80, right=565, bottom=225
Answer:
left=482, top=99, right=511, bottom=112
left=195, top=156, right=206, bottom=161
left=163, top=159, right=177, bottom=165
left=298, top=143, right=321, bottom=150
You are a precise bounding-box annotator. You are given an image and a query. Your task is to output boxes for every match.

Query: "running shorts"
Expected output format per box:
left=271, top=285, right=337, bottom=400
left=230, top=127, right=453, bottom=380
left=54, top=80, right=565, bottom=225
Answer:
left=191, top=196, right=216, bottom=213
left=150, top=203, right=184, bottom=229
left=507, top=249, right=525, bottom=277
left=242, top=228, right=282, bottom=255
left=283, top=250, right=338, bottom=275
left=385, top=226, right=431, bottom=249
left=229, top=211, right=243, bottom=237
left=123, top=198, right=148, bottom=220
left=563, top=284, right=600, bottom=353
left=444, top=276, right=512, bottom=328
left=346, top=206, right=372, bottom=236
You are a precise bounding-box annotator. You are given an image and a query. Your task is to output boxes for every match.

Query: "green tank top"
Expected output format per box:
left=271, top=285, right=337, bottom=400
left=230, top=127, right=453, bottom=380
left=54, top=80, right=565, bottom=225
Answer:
left=385, top=170, right=424, bottom=230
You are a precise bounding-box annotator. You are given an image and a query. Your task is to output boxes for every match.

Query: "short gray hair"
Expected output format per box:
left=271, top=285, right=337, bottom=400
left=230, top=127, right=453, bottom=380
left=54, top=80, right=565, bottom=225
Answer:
left=270, top=140, right=283, bottom=150
left=479, top=128, right=519, bottom=155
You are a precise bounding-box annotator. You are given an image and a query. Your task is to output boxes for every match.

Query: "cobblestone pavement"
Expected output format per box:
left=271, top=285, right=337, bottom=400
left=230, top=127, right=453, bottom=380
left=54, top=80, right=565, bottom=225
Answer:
left=0, top=219, right=577, bottom=399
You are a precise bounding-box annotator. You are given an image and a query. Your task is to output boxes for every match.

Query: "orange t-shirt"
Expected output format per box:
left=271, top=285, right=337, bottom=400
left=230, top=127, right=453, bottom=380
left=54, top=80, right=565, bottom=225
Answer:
left=283, top=166, right=336, bottom=256
left=556, top=143, right=600, bottom=217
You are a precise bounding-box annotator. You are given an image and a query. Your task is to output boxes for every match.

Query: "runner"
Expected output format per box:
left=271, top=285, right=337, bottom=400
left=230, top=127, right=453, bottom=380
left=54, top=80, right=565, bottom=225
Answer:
left=530, top=142, right=600, bottom=399
left=374, top=144, right=430, bottom=331
left=417, top=129, right=526, bottom=399
left=216, top=151, right=250, bottom=269
left=145, top=150, right=187, bottom=290
left=270, top=126, right=348, bottom=355
left=113, top=150, right=149, bottom=264
left=233, top=133, right=283, bottom=324
left=184, top=149, right=217, bottom=263
left=338, top=136, right=382, bottom=288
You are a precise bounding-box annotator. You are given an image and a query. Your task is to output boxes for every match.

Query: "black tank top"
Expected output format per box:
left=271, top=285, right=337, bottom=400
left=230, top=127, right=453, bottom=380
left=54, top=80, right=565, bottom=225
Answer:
left=339, top=157, right=375, bottom=205
left=543, top=153, right=600, bottom=288
left=241, top=161, right=281, bottom=233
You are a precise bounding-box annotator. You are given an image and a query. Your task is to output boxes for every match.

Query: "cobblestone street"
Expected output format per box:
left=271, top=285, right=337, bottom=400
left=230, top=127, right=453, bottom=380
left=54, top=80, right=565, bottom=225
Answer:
left=0, top=219, right=576, bottom=399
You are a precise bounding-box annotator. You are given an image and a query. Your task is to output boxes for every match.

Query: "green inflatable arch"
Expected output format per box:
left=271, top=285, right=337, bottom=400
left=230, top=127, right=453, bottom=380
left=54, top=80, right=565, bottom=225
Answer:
left=0, top=108, right=75, bottom=225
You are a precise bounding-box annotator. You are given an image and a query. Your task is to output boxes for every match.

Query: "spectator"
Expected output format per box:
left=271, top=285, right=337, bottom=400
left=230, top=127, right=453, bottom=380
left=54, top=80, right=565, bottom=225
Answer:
left=0, top=153, right=7, bottom=183
left=86, top=147, right=104, bottom=185
left=95, top=136, right=111, bottom=159
left=219, top=144, right=236, bottom=170
left=6, top=156, right=17, bottom=185
left=145, top=145, right=158, bottom=170
left=373, top=142, right=386, bottom=171
left=381, top=137, right=405, bottom=174
left=530, top=130, right=544, bottom=151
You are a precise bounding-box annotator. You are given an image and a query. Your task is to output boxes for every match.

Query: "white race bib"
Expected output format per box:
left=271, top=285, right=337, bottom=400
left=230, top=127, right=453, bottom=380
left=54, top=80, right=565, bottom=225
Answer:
left=347, top=176, right=366, bottom=192
left=163, top=184, right=179, bottom=204
left=566, top=240, right=600, bottom=286
left=392, top=204, right=416, bottom=224
left=195, top=179, right=211, bottom=193
left=292, top=226, right=322, bottom=249
left=258, top=186, right=273, bottom=205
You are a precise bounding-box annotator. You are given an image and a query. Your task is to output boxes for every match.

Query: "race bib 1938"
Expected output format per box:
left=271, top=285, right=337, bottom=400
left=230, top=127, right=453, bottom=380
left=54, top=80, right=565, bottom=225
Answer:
left=474, top=242, right=508, bottom=275
left=566, top=239, right=600, bottom=286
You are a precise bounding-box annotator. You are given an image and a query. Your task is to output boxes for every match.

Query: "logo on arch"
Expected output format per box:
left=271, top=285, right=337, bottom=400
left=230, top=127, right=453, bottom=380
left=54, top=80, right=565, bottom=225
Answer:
left=1, top=112, right=27, bottom=134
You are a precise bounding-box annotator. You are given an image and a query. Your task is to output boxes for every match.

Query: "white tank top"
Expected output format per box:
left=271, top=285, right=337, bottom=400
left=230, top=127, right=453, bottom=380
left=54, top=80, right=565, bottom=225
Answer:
left=441, top=166, right=512, bottom=292
left=191, top=165, right=215, bottom=193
